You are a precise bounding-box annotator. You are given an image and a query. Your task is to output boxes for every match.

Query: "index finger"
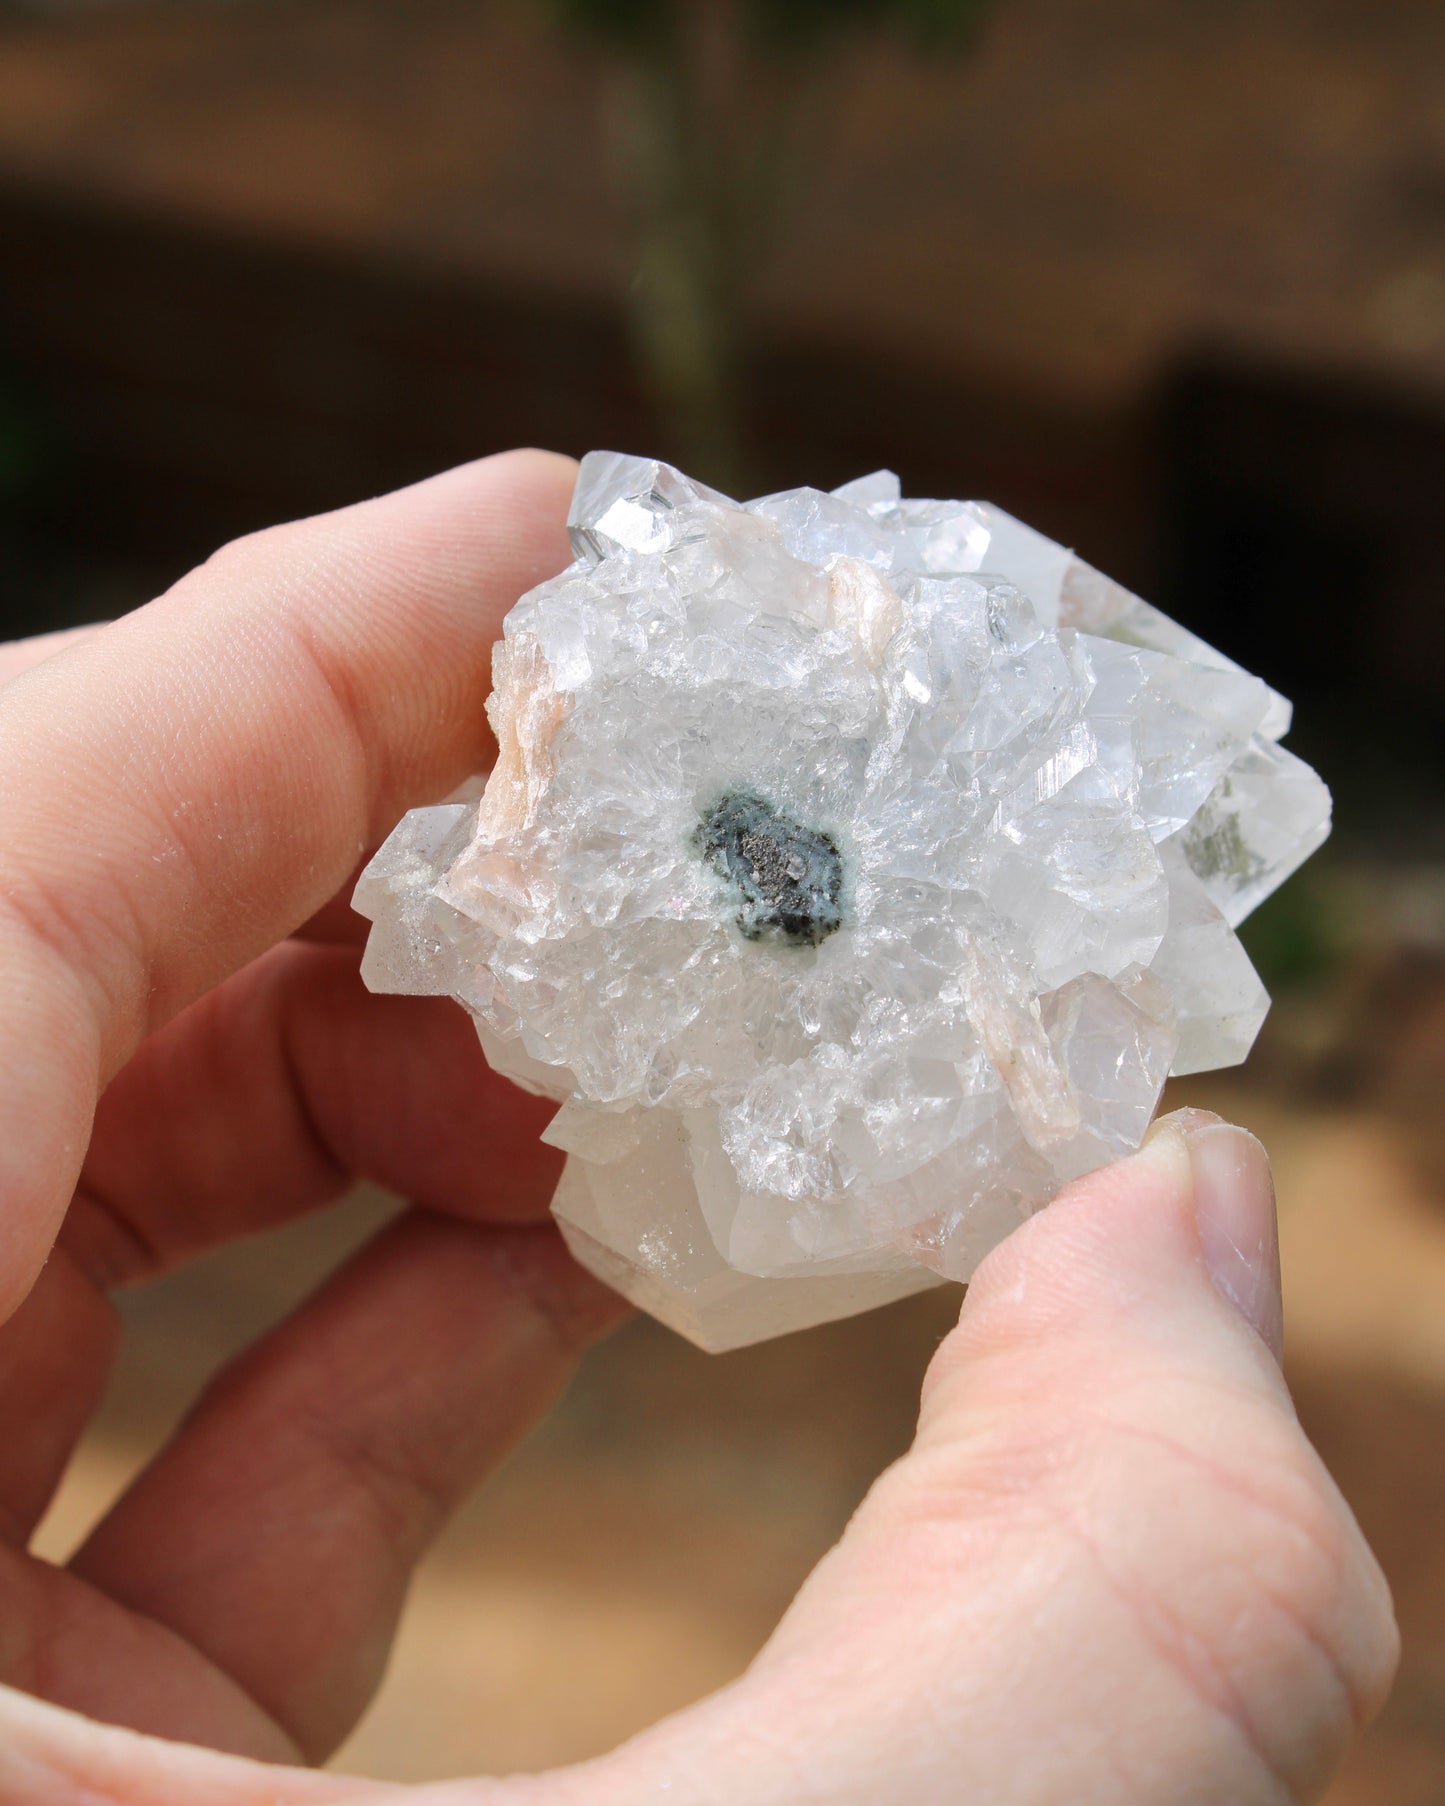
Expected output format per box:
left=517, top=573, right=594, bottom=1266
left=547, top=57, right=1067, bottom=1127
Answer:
left=0, top=449, right=577, bottom=1318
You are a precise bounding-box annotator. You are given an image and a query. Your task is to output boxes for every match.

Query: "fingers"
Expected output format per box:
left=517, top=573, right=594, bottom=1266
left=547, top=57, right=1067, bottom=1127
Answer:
left=0, top=1249, right=116, bottom=1544
left=71, top=942, right=562, bottom=1287
left=0, top=941, right=563, bottom=1544
left=56, top=1215, right=626, bottom=1762
left=0, top=1686, right=372, bottom=1805
left=0, top=449, right=576, bottom=1319
left=0, top=1548, right=303, bottom=1766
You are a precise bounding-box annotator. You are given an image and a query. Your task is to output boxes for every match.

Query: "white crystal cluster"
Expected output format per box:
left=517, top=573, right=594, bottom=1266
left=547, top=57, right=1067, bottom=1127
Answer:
left=356, top=453, right=1330, bottom=1351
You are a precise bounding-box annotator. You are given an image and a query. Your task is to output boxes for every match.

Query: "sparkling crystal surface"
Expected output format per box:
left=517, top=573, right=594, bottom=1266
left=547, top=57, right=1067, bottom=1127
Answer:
left=355, top=454, right=1330, bottom=1351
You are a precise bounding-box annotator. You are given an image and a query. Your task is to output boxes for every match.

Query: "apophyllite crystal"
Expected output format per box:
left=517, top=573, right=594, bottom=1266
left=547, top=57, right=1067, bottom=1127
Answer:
left=355, top=453, right=1329, bottom=1350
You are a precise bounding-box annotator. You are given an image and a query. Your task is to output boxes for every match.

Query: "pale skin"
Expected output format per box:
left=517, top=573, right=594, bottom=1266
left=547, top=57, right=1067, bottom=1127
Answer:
left=0, top=450, right=1398, bottom=1804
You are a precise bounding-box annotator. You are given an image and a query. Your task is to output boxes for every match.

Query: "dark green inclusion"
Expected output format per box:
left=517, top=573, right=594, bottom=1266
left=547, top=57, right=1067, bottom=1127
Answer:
left=693, top=789, right=844, bottom=948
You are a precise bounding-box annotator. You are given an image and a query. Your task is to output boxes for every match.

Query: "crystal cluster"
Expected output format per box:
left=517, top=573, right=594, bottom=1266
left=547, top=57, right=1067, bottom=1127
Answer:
left=355, top=453, right=1329, bottom=1351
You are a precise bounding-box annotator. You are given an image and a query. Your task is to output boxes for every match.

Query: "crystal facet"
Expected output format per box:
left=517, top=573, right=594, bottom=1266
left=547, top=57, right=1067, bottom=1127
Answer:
left=355, top=454, right=1329, bottom=1351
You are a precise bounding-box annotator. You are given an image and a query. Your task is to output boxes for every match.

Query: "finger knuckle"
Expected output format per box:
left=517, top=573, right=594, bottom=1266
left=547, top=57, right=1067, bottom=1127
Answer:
left=1257, top=1440, right=1399, bottom=1724
left=901, top=1338, right=1398, bottom=1803
left=1109, top=1407, right=1399, bottom=1801
left=190, top=520, right=287, bottom=589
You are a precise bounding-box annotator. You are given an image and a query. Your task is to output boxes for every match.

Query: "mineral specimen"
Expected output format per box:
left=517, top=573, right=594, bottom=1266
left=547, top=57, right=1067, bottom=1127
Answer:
left=355, top=453, right=1329, bottom=1351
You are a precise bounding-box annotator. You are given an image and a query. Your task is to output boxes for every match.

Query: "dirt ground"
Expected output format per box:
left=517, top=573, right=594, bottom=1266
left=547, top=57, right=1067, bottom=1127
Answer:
left=31, top=945, right=1445, bottom=1801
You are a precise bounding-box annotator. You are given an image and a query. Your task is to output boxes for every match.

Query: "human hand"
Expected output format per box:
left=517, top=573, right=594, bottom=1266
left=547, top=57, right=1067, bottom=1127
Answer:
left=0, top=455, right=1397, bottom=1805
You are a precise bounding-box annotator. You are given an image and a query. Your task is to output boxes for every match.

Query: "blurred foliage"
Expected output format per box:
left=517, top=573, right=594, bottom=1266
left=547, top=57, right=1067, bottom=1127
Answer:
left=545, top=0, right=995, bottom=489
left=551, top=0, right=992, bottom=54
left=1237, top=859, right=1352, bottom=993
left=0, top=367, right=52, bottom=504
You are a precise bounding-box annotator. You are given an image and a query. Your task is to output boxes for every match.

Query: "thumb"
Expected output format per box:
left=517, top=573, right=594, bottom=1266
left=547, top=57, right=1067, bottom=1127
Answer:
left=697, top=1114, right=1400, bottom=1806
left=923, top=1106, right=1290, bottom=1422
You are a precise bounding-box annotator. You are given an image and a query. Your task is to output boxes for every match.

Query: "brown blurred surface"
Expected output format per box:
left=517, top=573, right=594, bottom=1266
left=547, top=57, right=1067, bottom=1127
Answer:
left=30, top=947, right=1445, bottom=1798
left=3, top=0, right=1444, bottom=612
left=2, top=0, right=1442, bottom=401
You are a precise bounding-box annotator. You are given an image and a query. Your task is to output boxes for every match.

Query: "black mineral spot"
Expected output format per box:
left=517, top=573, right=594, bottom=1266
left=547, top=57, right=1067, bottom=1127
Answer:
left=692, top=790, right=844, bottom=948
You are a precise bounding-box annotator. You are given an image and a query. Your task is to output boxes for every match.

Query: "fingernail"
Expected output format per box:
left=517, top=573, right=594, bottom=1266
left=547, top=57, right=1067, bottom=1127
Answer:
left=1145, top=1105, right=1225, bottom=1140
left=1184, top=1122, right=1283, bottom=1364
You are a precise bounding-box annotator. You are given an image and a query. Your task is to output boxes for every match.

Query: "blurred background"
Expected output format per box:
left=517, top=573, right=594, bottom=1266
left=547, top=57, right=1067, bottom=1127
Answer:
left=2, top=0, right=1443, bottom=1798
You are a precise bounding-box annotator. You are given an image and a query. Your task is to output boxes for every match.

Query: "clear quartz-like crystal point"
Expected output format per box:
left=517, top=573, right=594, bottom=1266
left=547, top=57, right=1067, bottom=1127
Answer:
left=355, top=454, right=1330, bottom=1351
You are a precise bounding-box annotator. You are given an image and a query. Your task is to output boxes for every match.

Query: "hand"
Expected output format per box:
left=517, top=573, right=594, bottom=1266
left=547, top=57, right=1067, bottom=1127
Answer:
left=0, top=455, right=1397, bottom=1806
